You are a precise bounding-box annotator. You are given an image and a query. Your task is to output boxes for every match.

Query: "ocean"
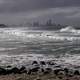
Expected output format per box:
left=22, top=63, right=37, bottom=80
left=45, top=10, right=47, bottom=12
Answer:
left=0, top=27, right=80, bottom=69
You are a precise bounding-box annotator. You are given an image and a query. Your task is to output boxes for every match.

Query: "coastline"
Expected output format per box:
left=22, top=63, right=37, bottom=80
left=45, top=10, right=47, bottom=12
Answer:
left=0, top=70, right=80, bottom=80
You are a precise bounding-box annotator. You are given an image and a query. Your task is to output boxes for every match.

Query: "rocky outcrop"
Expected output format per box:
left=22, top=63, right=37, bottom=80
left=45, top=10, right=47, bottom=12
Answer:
left=0, top=60, right=79, bottom=76
left=27, top=67, right=40, bottom=75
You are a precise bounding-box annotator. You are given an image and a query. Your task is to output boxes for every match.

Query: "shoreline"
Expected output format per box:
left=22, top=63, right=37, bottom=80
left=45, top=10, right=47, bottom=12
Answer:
left=0, top=54, right=79, bottom=80
left=0, top=54, right=80, bottom=70
left=0, top=70, right=79, bottom=80
left=0, top=58, right=79, bottom=80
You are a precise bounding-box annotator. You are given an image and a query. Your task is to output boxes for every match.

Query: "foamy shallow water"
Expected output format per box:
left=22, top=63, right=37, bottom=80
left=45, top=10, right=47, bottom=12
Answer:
left=0, top=54, right=80, bottom=70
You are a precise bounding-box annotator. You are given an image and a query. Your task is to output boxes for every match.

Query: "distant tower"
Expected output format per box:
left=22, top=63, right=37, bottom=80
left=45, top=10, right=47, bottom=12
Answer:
left=46, top=19, right=52, bottom=26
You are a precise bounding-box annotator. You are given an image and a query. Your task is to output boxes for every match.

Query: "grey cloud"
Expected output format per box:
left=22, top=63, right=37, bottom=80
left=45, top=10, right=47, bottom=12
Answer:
left=0, top=0, right=80, bottom=27
left=26, top=7, right=80, bottom=19
left=0, top=0, right=80, bottom=13
left=0, top=7, right=80, bottom=25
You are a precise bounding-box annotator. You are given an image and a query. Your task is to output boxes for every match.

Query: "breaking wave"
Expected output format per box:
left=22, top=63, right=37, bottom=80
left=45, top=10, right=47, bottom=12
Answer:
left=0, top=27, right=80, bottom=42
left=60, top=26, right=80, bottom=34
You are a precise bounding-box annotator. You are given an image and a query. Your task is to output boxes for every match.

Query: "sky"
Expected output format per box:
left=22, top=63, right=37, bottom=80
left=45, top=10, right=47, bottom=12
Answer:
left=0, top=0, right=80, bottom=28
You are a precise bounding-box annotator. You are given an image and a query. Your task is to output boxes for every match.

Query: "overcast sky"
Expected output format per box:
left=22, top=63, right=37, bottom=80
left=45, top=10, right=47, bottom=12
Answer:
left=0, top=0, right=80, bottom=28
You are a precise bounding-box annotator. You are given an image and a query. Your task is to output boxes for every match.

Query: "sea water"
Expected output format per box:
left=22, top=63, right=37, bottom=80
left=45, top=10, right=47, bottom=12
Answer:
left=0, top=27, right=80, bottom=69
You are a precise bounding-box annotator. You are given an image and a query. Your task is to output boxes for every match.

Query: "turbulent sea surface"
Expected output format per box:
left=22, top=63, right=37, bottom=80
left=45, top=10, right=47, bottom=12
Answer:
left=0, top=27, right=80, bottom=69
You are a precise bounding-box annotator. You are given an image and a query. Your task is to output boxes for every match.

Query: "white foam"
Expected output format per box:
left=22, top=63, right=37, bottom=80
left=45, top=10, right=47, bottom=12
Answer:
left=60, top=26, right=80, bottom=34
left=60, top=26, right=76, bottom=33
left=0, top=27, right=80, bottom=42
left=0, top=54, right=80, bottom=69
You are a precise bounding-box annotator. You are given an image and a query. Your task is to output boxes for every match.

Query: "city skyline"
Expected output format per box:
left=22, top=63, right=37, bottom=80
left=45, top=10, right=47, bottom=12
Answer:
left=0, top=0, right=80, bottom=29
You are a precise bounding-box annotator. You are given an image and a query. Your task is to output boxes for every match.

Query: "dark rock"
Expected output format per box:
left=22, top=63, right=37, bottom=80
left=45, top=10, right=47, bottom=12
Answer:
left=41, top=68, right=52, bottom=74
left=40, top=61, right=46, bottom=65
left=27, top=67, right=40, bottom=74
left=19, top=66, right=27, bottom=73
left=0, top=67, right=6, bottom=75
left=7, top=65, right=12, bottom=68
left=64, top=68, right=69, bottom=75
left=41, top=68, right=44, bottom=73
left=64, top=68, right=69, bottom=73
left=54, top=65, right=61, bottom=68
left=8, top=67, right=20, bottom=74
left=74, top=70, right=80, bottom=75
left=12, top=67, right=20, bottom=74
left=6, top=70, right=12, bottom=74
left=45, top=68, right=52, bottom=72
left=32, top=61, right=38, bottom=65
left=20, top=66, right=26, bottom=71
left=54, top=69, right=63, bottom=75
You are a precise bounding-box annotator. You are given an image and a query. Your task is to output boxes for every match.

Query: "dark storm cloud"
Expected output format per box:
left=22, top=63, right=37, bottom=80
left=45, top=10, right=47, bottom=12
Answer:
left=0, top=7, right=80, bottom=24
left=0, top=0, right=80, bottom=13
left=0, top=0, right=80, bottom=27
